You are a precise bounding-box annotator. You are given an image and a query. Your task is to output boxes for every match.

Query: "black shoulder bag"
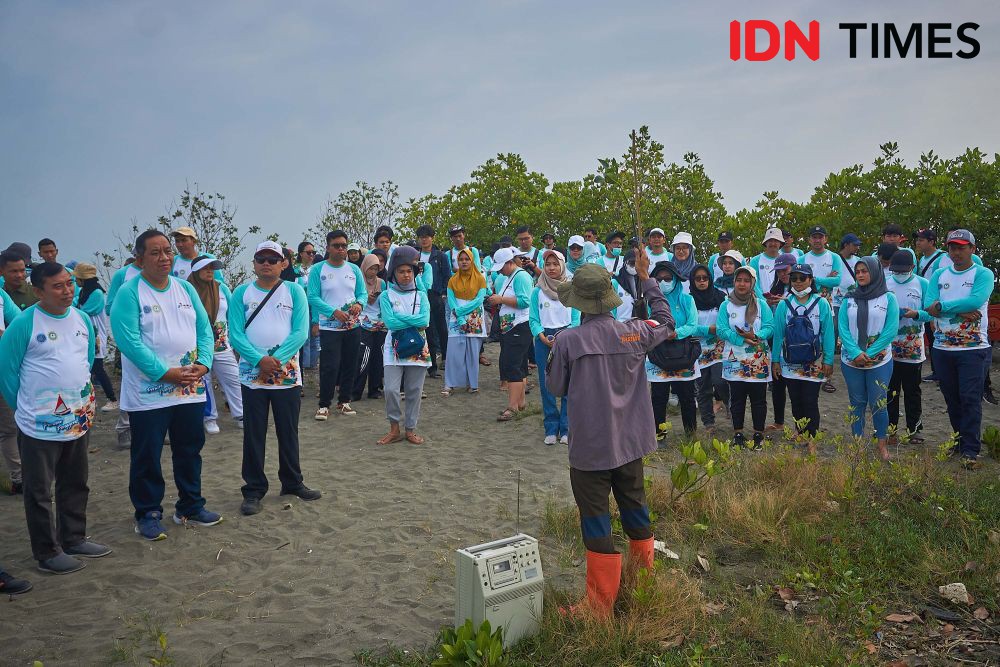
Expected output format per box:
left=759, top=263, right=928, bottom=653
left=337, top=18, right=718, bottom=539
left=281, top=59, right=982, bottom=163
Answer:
left=245, top=282, right=281, bottom=329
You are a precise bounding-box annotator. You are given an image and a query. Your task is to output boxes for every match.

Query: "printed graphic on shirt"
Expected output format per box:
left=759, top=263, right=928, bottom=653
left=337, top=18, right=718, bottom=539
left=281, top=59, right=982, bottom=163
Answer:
left=783, top=359, right=826, bottom=381
left=862, top=334, right=888, bottom=366
left=391, top=336, right=431, bottom=364
left=646, top=358, right=700, bottom=381
left=240, top=345, right=301, bottom=387
left=453, top=309, right=484, bottom=335
left=321, top=300, right=359, bottom=330
left=143, top=348, right=206, bottom=399
left=892, top=323, right=924, bottom=361
left=935, top=316, right=983, bottom=348
left=498, top=312, right=516, bottom=334
left=698, top=338, right=725, bottom=367
left=724, top=343, right=771, bottom=380
left=213, top=321, right=229, bottom=352
left=32, top=383, right=95, bottom=437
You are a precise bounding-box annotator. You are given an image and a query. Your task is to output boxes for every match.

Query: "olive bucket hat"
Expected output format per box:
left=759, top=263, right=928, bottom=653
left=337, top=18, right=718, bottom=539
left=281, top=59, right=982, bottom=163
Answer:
left=556, top=263, right=622, bottom=314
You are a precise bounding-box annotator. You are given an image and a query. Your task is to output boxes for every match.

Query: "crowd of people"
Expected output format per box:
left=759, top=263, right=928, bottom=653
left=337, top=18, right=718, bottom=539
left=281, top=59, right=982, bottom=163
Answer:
left=0, top=220, right=994, bottom=598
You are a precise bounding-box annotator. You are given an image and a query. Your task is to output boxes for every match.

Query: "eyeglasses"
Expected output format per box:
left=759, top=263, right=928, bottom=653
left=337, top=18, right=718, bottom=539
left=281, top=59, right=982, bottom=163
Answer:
left=301, top=250, right=316, bottom=256
left=329, top=243, right=348, bottom=250
left=254, top=256, right=281, bottom=265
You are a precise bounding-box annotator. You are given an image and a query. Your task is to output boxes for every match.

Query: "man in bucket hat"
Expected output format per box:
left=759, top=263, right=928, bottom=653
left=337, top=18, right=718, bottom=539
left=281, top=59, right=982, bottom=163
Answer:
left=545, top=247, right=676, bottom=617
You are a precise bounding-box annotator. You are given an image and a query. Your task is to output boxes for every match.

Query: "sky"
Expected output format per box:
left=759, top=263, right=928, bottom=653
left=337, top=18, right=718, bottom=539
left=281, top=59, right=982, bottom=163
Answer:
left=1, top=0, right=998, bottom=264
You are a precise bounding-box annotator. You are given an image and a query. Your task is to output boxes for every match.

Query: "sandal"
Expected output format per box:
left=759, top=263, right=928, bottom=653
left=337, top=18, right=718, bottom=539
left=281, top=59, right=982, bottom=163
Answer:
left=405, top=431, right=424, bottom=445
left=821, top=381, right=837, bottom=393
left=377, top=432, right=404, bottom=446
left=441, top=388, right=453, bottom=397
left=765, top=423, right=783, bottom=432
left=497, top=408, right=518, bottom=422
left=468, top=388, right=479, bottom=394
left=480, top=356, right=492, bottom=366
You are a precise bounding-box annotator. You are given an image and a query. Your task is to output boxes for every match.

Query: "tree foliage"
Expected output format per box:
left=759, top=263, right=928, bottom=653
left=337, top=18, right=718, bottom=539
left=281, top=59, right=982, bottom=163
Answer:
left=308, top=180, right=403, bottom=249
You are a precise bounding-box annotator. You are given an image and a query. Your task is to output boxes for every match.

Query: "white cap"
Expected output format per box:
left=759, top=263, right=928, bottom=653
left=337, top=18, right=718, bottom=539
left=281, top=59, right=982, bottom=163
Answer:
left=721, top=249, right=745, bottom=265
left=191, top=256, right=224, bottom=273
left=762, top=227, right=784, bottom=246
left=648, top=227, right=666, bottom=238
left=490, top=247, right=516, bottom=271
left=255, top=240, right=283, bottom=257
left=347, top=242, right=361, bottom=251
left=671, top=231, right=693, bottom=248
left=734, top=265, right=757, bottom=281
left=567, top=235, right=585, bottom=249
left=541, top=249, right=565, bottom=263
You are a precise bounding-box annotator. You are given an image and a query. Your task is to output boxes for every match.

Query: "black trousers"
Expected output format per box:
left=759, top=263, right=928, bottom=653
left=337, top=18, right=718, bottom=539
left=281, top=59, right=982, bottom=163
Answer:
left=241, top=386, right=304, bottom=499
left=91, top=358, right=116, bottom=401
left=729, top=381, right=767, bottom=432
left=651, top=381, right=697, bottom=435
left=19, top=431, right=89, bottom=561
left=785, top=378, right=822, bottom=435
left=319, top=329, right=361, bottom=407
left=888, top=361, right=923, bottom=434
left=129, top=403, right=207, bottom=520
left=426, top=291, right=448, bottom=367
left=353, top=329, right=387, bottom=399
left=771, top=373, right=786, bottom=424
left=570, top=459, right=651, bottom=554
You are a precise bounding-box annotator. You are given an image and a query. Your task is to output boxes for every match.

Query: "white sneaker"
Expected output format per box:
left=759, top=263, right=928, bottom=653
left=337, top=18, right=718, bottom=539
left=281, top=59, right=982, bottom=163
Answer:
left=100, top=401, right=119, bottom=413
left=337, top=403, right=357, bottom=416
left=315, top=407, right=330, bottom=421
left=236, top=418, right=244, bottom=430
left=543, top=435, right=557, bottom=446
left=668, top=394, right=679, bottom=407
left=204, top=420, right=220, bottom=435
left=560, top=435, right=569, bottom=445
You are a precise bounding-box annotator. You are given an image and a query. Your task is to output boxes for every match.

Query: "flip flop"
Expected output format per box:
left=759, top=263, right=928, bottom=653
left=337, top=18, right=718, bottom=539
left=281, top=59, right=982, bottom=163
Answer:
left=405, top=432, right=424, bottom=445
left=497, top=408, right=518, bottom=422
left=376, top=433, right=404, bottom=446
left=821, top=382, right=837, bottom=393
left=480, top=357, right=492, bottom=366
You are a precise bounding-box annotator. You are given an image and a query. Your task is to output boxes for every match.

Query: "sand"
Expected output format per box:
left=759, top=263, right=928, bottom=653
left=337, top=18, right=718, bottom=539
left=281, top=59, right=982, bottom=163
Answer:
left=1, top=346, right=996, bottom=666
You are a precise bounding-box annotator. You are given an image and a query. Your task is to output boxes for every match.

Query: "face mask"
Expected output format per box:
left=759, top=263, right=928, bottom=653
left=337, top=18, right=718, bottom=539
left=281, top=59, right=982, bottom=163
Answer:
left=625, top=264, right=637, bottom=276
left=892, top=271, right=911, bottom=282
left=791, top=286, right=811, bottom=297
left=659, top=279, right=676, bottom=295
left=611, top=247, right=622, bottom=257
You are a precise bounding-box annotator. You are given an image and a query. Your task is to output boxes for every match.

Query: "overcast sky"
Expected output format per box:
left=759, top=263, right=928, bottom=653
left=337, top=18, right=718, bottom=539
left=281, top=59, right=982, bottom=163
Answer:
left=2, top=0, right=997, bottom=263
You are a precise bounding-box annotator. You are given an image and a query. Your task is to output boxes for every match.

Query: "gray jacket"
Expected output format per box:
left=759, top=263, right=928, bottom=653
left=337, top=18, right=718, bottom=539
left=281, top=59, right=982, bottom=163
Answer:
left=545, top=278, right=675, bottom=471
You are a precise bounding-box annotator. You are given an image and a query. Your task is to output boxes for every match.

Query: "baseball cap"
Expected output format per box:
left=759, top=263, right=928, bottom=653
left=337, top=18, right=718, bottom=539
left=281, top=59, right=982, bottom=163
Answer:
left=171, top=226, right=198, bottom=240
left=774, top=253, right=798, bottom=269
left=448, top=225, right=465, bottom=235
left=889, top=250, right=915, bottom=272
left=877, top=242, right=898, bottom=261
left=491, top=247, right=516, bottom=271
left=541, top=232, right=555, bottom=241
left=254, top=240, right=283, bottom=257
left=914, top=228, right=937, bottom=241
left=647, top=227, right=666, bottom=238
left=945, top=229, right=975, bottom=246
left=789, top=263, right=813, bottom=277
left=567, top=235, right=585, bottom=249
left=652, top=260, right=688, bottom=282
left=541, top=249, right=565, bottom=263
left=808, top=225, right=827, bottom=237
left=347, top=242, right=361, bottom=252
left=840, top=233, right=862, bottom=248
left=781, top=229, right=794, bottom=240
left=718, top=231, right=733, bottom=242
left=762, top=228, right=784, bottom=246
left=734, top=265, right=757, bottom=282
left=718, top=249, right=745, bottom=267
left=671, top=231, right=693, bottom=248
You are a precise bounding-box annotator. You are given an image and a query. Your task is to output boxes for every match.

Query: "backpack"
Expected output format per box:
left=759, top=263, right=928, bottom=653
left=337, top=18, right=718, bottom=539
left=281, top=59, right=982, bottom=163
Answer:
left=782, top=297, right=821, bottom=365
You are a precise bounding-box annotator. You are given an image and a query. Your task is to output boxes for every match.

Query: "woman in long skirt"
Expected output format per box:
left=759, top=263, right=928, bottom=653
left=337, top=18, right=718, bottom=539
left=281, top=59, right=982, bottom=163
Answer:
left=443, top=248, right=489, bottom=395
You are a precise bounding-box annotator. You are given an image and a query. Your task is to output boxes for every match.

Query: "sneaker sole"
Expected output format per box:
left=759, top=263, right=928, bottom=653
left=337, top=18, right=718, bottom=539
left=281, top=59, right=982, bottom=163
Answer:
left=0, top=583, right=33, bottom=595
left=37, top=562, right=86, bottom=575
left=173, top=514, right=223, bottom=527
left=134, top=525, right=167, bottom=541
left=64, top=548, right=113, bottom=559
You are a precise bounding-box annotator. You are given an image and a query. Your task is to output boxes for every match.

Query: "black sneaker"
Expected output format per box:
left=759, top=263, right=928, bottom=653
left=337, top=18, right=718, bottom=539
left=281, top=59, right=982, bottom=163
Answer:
left=922, top=374, right=939, bottom=383
left=733, top=432, right=747, bottom=449
left=0, top=570, right=32, bottom=595
left=984, top=388, right=998, bottom=406
left=240, top=497, right=262, bottom=516
left=280, top=486, right=322, bottom=501
left=751, top=432, right=765, bottom=451
left=37, top=553, right=86, bottom=575
left=9, top=481, right=22, bottom=495
left=427, top=368, right=440, bottom=379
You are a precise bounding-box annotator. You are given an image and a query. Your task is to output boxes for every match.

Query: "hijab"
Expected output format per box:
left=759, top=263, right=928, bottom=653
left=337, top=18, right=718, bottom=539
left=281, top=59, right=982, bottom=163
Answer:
left=671, top=244, right=697, bottom=281
left=188, top=269, right=220, bottom=323
left=77, top=277, right=103, bottom=308
left=360, top=252, right=382, bottom=296
left=387, top=245, right=420, bottom=291
left=728, top=267, right=759, bottom=328
left=566, top=247, right=587, bottom=275
left=848, top=256, right=888, bottom=344
left=689, top=265, right=726, bottom=311
left=447, top=248, right=487, bottom=300
left=536, top=251, right=568, bottom=300
left=616, top=250, right=639, bottom=298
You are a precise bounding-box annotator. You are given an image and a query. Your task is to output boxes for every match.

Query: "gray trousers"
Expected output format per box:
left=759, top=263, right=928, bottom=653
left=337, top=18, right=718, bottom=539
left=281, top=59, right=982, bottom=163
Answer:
left=19, top=432, right=90, bottom=560
left=116, top=409, right=130, bottom=434
left=383, top=365, right=426, bottom=430
left=0, top=394, right=20, bottom=484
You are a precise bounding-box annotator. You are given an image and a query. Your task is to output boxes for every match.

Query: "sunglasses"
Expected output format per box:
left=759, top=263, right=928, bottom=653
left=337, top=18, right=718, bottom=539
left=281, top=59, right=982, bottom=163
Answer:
left=254, top=256, right=281, bottom=265
left=790, top=274, right=810, bottom=282
left=693, top=275, right=710, bottom=282
left=301, top=250, right=316, bottom=256
left=329, top=243, right=348, bottom=249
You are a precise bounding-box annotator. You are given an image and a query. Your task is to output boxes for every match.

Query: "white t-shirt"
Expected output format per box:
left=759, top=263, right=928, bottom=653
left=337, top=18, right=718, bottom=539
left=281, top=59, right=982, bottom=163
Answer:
left=721, top=301, right=772, bottom=383
left=535, top=289, right=573, bottom=330
left=931, top=265, right=992, bottom=351
left=12, top=307, right=96, bottom=441
left=448, top=296, right=487, bottom=338
left=832, top=255, right=860, bottom=308
left=887, top=276, right=927, bottom=363
left=645, top=247, right=672, bottom=265
left=695, top=307, right=724, bottom=369
left=752, top=253, right=779, bottom=295
left=381, top=288, right=431, bottom=367
left=172, top=256, right=194, bottom=281
left=601, top=255, right=624, bottom=275
left=236, top=282, right=302, bottom=388
left=840, top=293, right=892, bottom=369
left=214, top=288, right=230, bottom=352
left=315, top=262, right=363, bottom=331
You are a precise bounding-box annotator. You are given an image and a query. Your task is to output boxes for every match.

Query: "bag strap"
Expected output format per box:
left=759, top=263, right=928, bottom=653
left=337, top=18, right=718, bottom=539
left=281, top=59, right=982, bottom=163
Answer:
left=919, top=251, right=944, bottom=277
left=245, top=281, right=281, bottom=329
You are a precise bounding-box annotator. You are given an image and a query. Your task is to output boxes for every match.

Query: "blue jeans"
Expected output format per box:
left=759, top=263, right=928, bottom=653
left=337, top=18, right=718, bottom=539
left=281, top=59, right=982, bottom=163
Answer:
left=300, top=334, right=321, bottom=369
left=933, top=347, right=990, bottom=458
left=841, top=361, right=893, bottom=439
left=535, top=331, right=568, bottom=437
left=128, top=402, right=207, bottom=520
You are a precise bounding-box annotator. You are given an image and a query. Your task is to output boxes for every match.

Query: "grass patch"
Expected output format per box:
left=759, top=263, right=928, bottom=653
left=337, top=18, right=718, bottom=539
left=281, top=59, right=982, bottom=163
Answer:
left=356, top=436, right=1000, bottom=666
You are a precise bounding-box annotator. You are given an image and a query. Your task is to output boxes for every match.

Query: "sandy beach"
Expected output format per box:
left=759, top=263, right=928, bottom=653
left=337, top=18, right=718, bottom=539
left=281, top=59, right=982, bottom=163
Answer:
left=1, top=346, right=996, bottom=666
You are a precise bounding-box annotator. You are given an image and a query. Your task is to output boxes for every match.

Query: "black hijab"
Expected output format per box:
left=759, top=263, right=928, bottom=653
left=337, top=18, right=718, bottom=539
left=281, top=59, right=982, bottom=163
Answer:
left=689, top=264, right=726, bottom=311
left=77, top=277, right=103, bottom=308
